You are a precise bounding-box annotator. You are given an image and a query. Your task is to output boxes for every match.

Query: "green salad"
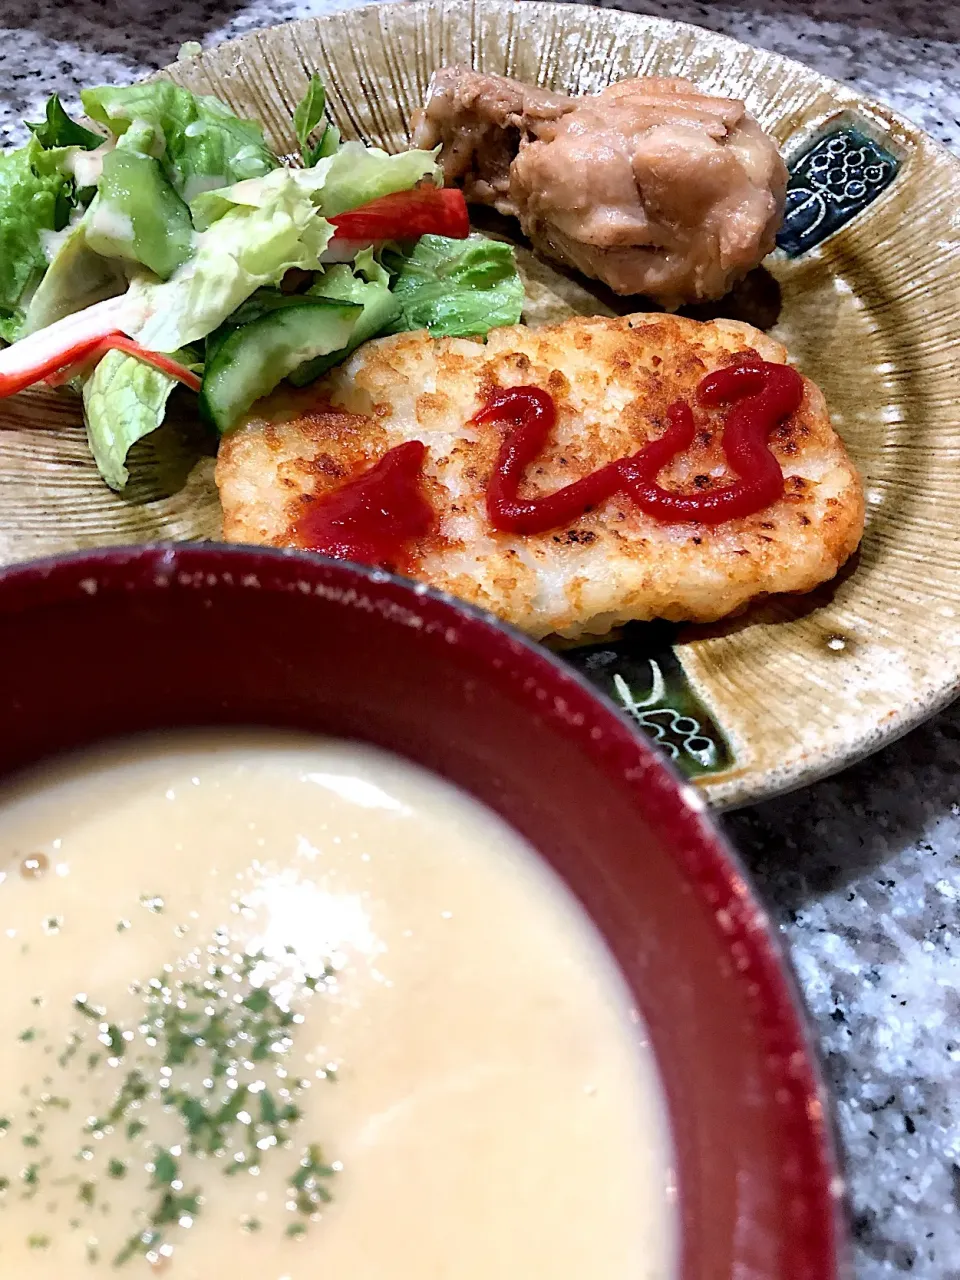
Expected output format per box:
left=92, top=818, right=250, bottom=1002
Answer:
left=0, top=74, right=523, bottom=490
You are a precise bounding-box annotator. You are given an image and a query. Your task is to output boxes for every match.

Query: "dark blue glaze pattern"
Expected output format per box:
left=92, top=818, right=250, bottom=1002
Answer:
left=562, top=624, right=734, bottom=778
left=777, top=125, right=899, bottom=257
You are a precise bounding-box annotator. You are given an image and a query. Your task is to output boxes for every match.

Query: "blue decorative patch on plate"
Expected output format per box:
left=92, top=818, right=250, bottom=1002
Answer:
left=777, top=125, right=899, bottom=257
left=561, top=624, right=734, bottom=779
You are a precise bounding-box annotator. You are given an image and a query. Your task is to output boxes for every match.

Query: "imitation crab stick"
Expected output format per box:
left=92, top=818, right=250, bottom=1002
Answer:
left=0, top=295, right=198, bottom=396
left=0, top=296, right=141, bottom=397
left=43, top=335, right=201, bottom=391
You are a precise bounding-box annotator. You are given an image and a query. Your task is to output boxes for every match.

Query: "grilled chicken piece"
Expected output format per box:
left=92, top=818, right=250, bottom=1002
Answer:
left=412, top=68, right=787, bottom=309
left=216, top=313, right=863, bottom=641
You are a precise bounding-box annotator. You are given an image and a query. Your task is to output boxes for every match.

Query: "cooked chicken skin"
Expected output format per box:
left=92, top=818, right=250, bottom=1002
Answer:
left=216, top=313, right=864, bottom=641
left=412, top=68, right=787, bottom=309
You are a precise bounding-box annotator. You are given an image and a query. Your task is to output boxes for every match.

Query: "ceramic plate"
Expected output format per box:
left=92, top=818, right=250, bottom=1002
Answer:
left=3, top=0, right=959, bottom=808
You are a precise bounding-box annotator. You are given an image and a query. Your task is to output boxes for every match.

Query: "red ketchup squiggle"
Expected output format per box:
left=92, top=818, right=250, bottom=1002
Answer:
left=475, top=358, right=804, bottom=534
left=293, top=439, right=434, bottom=570
left=476, top=387, right=626, bottom=536
left=621, top=361, right=803, bottom=523
left=293, top=357, right=805, bottom=572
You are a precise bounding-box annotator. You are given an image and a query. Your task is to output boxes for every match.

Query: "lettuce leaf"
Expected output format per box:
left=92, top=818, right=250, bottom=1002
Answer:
left=82, top=348, right=191, bottom=490
left=386, top=234, right=524, bottom=338
left=289, top=248, right=399, bottom=385
left=30, top=170, right=334, bottom=351
left=26, top=95, right=103, bottom=152
left=23, top=118, right=194, bottom=329
left=293, top=75, right=325, bottom=154
left=84, top=124, right=194, bottom=280
left=293, top=74, right=340, bottom=168
left=0, top=137, right=76, bottom=342
left=131, top=179, right=334, bottom=351
left=188, top=164, right=321, bottom=229
left=81, top=80, right=279, bottom=204
left=189, top=141, right=440, bottom=229
left=312, top=123, right=341, bottom=165
left=318, top=142, right=440, bottom=218
left=22, top=209, right=128, bottom=335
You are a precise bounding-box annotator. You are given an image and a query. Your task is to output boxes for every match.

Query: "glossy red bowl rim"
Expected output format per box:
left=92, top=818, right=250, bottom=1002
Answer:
left=0, top=543, right=848, bottom=1275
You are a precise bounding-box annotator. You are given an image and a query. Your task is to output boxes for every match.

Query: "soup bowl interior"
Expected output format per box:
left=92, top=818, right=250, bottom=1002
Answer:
left=0, top=544, right=843, bottom=1278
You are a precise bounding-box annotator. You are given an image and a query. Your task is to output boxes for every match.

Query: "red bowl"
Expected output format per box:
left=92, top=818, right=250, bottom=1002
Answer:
left=0, top=544, right=845, bottom=1278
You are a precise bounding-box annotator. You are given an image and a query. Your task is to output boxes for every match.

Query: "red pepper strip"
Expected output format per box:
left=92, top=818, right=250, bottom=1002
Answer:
left=477, top=387, right=626, bottom=536
left=329, top=186, right=470, bottom=243
left=620, top=360, right=803, bottom=524
left=293, top=439, right=435, bottom=570
left=44, top=334, right=202, bottom=392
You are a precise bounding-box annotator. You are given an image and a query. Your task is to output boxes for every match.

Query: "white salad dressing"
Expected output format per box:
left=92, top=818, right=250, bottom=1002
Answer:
left=0, top=732, right=676, bottom=1278
left=65, top=141, right=112, bottom=192
left=87, top=201, right=136, bottom=250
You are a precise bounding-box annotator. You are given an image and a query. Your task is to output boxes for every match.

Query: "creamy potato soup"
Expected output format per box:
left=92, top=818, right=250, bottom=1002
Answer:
left=0, top=733, right=675, bottom=1278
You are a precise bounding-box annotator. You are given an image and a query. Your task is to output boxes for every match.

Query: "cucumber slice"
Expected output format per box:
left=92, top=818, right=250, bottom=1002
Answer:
left=86, top=149, right=194, bottom=280
left=222, top=289, right=305, bottom=328
left=288, top=284, right=400, bottom=387
left=203, top=290, right=306, bottom=368
left=200, top=298, right=361, bottom=434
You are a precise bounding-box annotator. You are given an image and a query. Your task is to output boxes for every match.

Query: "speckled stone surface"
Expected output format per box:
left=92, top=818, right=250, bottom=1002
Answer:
left=1, top=1, right=959, bottom=1273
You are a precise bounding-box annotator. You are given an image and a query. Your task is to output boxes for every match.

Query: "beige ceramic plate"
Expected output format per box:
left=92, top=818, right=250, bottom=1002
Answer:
left=3, top=0, right=959, bottom=808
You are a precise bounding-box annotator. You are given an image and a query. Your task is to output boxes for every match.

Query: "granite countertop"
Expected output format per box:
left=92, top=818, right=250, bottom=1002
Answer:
left=1, top=0, right=958, bottom=1273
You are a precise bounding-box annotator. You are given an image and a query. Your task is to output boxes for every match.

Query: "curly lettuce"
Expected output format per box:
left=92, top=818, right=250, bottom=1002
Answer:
left=82, top=348, right=192, bottom=491
left=81, top=80, right=279, bottom=203
left=132, top=177, right=335, bottom=352
left=189, top=141, right=440, bottom=229
left=0, top=138, right=76, bottom=341
left=385, top=234, right=524, bottom=338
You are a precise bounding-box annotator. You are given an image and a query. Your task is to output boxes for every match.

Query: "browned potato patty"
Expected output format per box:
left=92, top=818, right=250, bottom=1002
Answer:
left=216, top=312, right=864, bottom=641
